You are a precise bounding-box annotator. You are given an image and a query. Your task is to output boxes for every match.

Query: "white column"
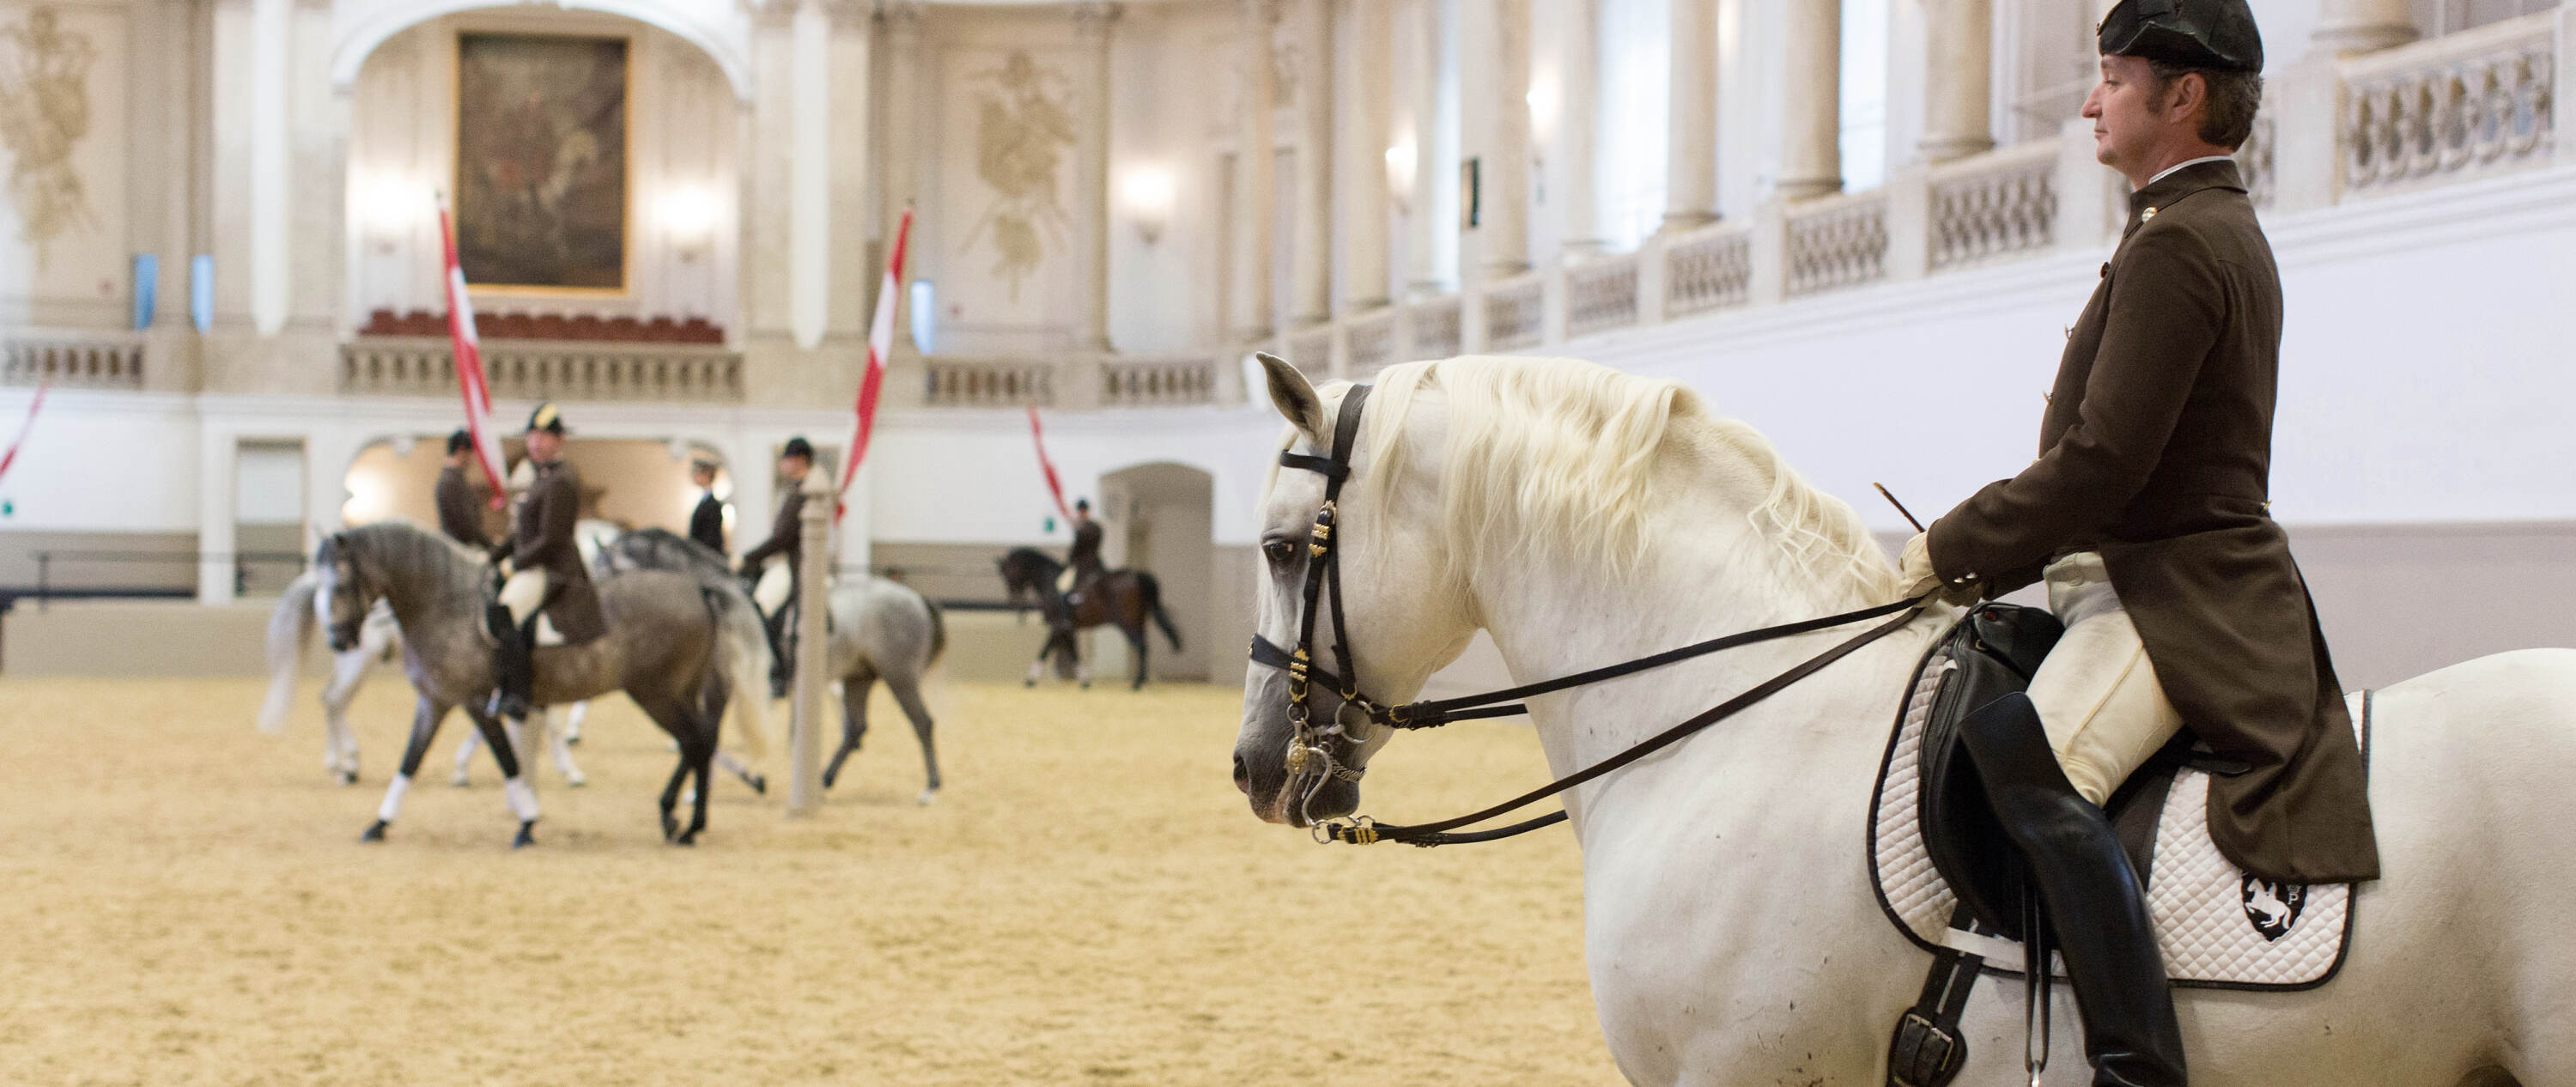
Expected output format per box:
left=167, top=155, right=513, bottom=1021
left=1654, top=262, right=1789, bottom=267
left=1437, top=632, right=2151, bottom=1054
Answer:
left=789, top=0, right=829, bottom=350
left=824, top=8, right=875, bottom=343
left=249, top=0, right=289, bottom=335
left=1289, top=0, right=1334, bottom=326
left=1662, top=0, right=1720, bottom=232
left=1234, top=0, right=1279, bottom=341
left=1404, top=0, right=1458, bottom=296
left=1342, top=0, right=1394, bottom=311
left=1552, top=0, right=1606, bottom=259
left=1475, top=0, right=1532, bottom=279
left=1073, top=3, right=1118, bottom=349
left=1777, top=0, right=1843, bottom=200
left=878, top=2, right=923, bottom=350
left=197, top=432, right=237, bottom=604
left=2312, top=0, right=2417, bottom=55
left=1918, top=0, right=1993, bottom=163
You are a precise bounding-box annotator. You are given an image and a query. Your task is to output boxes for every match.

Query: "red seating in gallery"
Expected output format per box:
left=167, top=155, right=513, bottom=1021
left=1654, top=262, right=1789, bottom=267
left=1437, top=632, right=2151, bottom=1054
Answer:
left=358, top=309, right=724, bottom=344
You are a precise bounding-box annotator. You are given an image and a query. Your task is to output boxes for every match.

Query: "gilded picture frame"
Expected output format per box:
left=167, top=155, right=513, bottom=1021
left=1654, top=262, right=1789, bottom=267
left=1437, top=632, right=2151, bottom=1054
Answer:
left=452, top=31, right=631, bottom=295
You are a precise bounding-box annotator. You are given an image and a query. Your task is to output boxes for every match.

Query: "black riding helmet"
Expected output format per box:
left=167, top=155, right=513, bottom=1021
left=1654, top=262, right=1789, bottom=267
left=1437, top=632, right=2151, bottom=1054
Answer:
left=781, top=436, right=815, bottom=462
left=526, top=402, right=568, bottom=434
left=2099, top=0, right=2263, bottom=73
left=447, top=428, right=472, bottom=455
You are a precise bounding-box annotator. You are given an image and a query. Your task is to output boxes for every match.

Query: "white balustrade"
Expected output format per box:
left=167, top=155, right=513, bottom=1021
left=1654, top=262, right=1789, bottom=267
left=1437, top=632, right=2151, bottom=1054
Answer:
left=1928, top=142, right=2058, bottom=270
left=1286, top=326, right=1334, bottom=380
left=2341, top=11, right=2555, bottom=196
left=1564, top=253, right=1642, bottom=339
left=1345, top=307, right=1398, bottom=377
left=3, top=331, right=146, bottom=390
left=1665, top=223, right=1754, bottom=316
left=922, top=356, right=1057, bottom=408
left=1483, top=273, right=1546, bottom=351
left=341, top=337, right=742, bottom=402
left=1100, top=355, right=1218, bottom=407
left=1785, top=191, right=1890, bottom=297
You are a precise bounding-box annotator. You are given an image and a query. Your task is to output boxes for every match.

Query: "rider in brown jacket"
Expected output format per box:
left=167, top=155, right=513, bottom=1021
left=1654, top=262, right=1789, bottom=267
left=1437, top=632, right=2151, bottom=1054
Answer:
left=1893, top=3, right=2377, bottom=1083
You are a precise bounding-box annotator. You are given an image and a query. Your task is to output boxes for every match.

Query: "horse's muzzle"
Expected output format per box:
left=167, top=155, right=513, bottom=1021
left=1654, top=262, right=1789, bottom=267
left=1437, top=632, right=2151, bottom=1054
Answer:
left=326, top=621, right=361, bottom=653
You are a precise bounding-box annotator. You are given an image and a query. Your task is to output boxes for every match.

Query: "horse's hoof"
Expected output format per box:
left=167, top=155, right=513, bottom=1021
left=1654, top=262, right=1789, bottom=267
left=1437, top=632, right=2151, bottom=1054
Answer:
left=1080, top=681, right=1092, bottom=690
left=671, top=831, right=699, bottom=847
left=512, top=821, right=537, bottom=849
left=565, top=774, right=587, bottom=788
left=335, top=770, right=358, bottom=786
left=916, top=788, right=938, bottom=806
left=1023, top=678, right=1036, bottom=689
left=450, top=774, right=471, bottom=788
left=749, top=774, right=769, bottom=795
left=661, top=815, right=680, bottom=842
left=361, top=819, right=388, bottom=843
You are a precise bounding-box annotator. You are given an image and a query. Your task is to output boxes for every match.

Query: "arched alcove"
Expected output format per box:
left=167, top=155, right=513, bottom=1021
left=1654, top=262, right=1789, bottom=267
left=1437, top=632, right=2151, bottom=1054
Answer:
left=1096, top=460, right=1215, bottom=682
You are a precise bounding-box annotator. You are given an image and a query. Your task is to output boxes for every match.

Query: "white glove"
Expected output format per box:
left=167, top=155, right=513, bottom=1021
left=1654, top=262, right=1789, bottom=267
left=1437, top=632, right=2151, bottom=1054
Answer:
left=1897, top=532, right=1983, bottom=604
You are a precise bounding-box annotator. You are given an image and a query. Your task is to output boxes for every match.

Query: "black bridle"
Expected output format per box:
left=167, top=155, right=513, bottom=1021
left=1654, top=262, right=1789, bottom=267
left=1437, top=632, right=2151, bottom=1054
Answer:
left=1249, top=383, right=1930, bottom=847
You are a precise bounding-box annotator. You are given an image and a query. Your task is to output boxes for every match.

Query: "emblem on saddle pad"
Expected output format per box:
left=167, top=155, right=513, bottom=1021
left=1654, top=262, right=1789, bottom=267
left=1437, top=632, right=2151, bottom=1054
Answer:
left=2241, top=876, right=2308, bottom=941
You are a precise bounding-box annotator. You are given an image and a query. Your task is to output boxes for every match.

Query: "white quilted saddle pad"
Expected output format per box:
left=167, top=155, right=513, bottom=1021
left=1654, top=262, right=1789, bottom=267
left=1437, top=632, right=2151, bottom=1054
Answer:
left=1867, top=637, right=2368, bottom=990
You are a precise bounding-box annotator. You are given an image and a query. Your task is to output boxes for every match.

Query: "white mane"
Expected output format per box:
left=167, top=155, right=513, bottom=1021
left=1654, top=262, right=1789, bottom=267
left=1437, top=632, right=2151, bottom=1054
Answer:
left=1354, top=355, right=1896, bottom=604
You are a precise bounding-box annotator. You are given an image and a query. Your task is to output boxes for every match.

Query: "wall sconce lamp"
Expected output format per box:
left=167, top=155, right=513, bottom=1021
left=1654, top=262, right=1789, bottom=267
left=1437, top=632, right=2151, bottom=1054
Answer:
left=1119, top=163, right=1177, bottom=246
left=1385, top=134, right=1418, bottom=216
left=659, top=185, right=723, bottom=262
left=355, top=173, right=425, bottom=253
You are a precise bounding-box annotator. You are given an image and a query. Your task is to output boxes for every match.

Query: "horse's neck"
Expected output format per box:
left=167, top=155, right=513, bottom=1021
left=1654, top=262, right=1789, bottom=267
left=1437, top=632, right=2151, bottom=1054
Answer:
left=1465, top=491, right=1933, bottom=846
left=369, top=533, right=477, bottom=629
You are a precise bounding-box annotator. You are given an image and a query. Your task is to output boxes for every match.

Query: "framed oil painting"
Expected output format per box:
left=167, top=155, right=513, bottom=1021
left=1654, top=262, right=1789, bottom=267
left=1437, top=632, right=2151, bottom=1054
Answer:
left=453, top=32, right=629, bottom=293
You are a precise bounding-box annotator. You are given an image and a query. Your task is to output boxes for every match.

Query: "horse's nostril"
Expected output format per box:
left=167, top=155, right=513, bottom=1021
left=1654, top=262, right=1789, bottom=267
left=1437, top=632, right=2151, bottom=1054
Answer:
left=1232, top=753, right=1251, bottom=793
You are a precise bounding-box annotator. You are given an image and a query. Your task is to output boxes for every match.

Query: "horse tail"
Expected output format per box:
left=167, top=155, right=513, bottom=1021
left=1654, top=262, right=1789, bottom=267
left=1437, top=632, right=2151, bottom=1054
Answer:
left=258, top=571, right=319, bottom=733
left=702, top=581, right=773, bottom=762
left=1142, top=574, right=1183, bottom=651
left=922, top=596, right=948, bottom=667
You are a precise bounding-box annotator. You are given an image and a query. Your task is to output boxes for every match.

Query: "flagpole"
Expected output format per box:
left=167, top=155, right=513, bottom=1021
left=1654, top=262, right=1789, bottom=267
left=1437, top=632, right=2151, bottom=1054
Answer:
left=836, top=204, right=913, bottom=525
left=436, top=191, right=510, bottom=509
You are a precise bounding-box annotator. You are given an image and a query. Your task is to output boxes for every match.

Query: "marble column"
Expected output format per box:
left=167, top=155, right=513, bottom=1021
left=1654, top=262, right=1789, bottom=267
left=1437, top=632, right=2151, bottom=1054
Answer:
left=1662, top=0, right=1719, bottom=232
left=876, top=2, right=924, bottom=349
left=2312, top=0, right=2417, bottom=55
left=1342, top=0, right=1394, bottom=312
left=823, top=4, right=875, bottom=343
left=1289, top=0, right=1334, bottom=326
left=1404, top=0, right=1456, bottom=296
left=789, top=0, right=829, bottom=350
left=1778, top=0, right=1844, bottom=200
left=1553, top=0, right=1605, bottom=258
left=1918, top=0, right=1993, bottom=163
left=1477, top=0, right=1532, bottom=279
left=248, top=0, right=289, bottom=335
left=1073, top=3, right=1118, bottom=350
left=1233, top=0, right=1279, bottom=341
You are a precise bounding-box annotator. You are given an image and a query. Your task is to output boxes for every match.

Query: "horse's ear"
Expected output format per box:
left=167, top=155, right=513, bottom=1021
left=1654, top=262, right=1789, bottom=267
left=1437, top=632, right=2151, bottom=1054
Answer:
left=1256, top=353, right=1327, bottom=444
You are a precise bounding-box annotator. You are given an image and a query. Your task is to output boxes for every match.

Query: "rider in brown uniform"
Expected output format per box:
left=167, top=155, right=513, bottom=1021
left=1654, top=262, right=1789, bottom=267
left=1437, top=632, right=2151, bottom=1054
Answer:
left=434, top=429, right=492, bottom=550
left=1894, top=3, right=2378, bottom=1083
left=487, top=404, right=605, bottom=720
left=1057, top=498, right=1104, bottom=608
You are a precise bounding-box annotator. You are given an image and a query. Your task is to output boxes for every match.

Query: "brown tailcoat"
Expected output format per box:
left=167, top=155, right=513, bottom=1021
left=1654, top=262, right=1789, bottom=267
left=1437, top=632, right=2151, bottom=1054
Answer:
left=1924, top=161, right=2379, bottom=884
left=740, top=488, right=805, bottom=572
left=434, top=465, right=491, bottom=550
left=512, top=458, right=606, bottom=645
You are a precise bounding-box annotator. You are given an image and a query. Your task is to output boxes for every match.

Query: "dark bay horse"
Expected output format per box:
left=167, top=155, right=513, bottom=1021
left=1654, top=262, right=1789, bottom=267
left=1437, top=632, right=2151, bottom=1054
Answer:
left=995, top=546, right=1182, bottom=690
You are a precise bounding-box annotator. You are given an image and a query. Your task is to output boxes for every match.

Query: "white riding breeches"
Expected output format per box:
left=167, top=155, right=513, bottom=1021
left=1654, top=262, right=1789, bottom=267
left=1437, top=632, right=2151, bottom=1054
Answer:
left=2026, top=551, right=2186, bottom=806
left=753, top=563, right=793, bottom=616
left=499, top=568, right=564, bottom=646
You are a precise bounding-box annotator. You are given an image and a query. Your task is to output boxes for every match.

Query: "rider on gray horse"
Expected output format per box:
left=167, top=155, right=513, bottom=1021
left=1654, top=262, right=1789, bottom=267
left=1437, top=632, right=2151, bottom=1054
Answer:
left=488, top=404, right=606, bottom=720
left=739, top=436, right=813, bottom=695
left=1894, top=3, right=2379, bottom=1083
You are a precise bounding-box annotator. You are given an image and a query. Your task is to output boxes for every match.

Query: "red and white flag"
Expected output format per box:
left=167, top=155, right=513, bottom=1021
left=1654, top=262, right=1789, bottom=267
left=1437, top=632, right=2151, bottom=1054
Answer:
left=0, top=382, right=47, bottom=487
left=1026, top=405, right=1072, bottom=525
left=836, top=206, right=913, bottom=524
left=438, top=203, right=509, bottom=508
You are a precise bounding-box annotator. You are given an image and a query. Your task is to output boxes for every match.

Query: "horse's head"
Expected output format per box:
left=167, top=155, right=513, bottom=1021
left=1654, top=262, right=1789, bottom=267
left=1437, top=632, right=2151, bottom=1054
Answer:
left=311, top=531, right=376, bottom=653
left=1235, top=355, right=1479, bottom=826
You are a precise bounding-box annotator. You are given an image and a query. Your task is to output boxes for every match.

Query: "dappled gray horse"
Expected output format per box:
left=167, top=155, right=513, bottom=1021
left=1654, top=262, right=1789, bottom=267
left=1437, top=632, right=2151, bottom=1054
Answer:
left=604, top=528, right=947, bottom=804
left=312, top=522, right=740, bottom=847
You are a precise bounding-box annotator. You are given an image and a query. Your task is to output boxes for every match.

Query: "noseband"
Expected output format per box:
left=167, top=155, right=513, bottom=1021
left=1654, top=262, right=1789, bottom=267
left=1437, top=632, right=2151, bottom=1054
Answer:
left=1249, top=382, right=1931, bottom=847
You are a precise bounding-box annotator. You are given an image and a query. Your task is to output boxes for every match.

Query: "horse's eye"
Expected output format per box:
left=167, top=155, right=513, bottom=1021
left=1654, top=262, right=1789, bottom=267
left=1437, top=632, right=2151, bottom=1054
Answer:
left=1262, top=539, right=1296, bottom=565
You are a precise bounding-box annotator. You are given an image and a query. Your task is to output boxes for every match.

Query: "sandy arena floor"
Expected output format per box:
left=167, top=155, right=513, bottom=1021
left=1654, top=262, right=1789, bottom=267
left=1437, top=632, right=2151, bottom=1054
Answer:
left=0, top=677, right=1623, bottom=1085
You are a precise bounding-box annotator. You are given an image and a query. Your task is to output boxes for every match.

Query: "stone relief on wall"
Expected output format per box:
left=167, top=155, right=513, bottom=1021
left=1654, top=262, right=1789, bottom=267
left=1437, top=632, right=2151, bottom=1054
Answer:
left=0, top=7, right=99, bottom=270
left=962, top=50, right=1073, bottom=301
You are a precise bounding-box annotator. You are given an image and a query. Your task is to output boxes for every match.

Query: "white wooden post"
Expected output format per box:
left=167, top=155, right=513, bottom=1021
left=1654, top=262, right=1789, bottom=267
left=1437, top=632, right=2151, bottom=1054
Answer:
left=787, top=465, right=834, bottom=815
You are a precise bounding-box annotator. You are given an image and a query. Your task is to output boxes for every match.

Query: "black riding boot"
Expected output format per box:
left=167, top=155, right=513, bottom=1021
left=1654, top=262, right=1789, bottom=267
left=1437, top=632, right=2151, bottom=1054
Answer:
left=485, top=605, right=534, bottom=720
left=1960, top=692, right=2187, bottom=1087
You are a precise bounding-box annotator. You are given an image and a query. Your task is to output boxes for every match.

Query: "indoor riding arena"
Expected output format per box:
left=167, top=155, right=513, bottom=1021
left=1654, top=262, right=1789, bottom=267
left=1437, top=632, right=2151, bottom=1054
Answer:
left=4, top=0, right=2572, bottom=1084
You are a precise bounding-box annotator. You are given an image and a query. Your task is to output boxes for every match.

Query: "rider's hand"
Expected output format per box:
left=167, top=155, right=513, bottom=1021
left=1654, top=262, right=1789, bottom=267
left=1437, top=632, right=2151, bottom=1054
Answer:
left=1896, top=532, right=1975, bottom=604
left=496, top=556, right=515, bottom=578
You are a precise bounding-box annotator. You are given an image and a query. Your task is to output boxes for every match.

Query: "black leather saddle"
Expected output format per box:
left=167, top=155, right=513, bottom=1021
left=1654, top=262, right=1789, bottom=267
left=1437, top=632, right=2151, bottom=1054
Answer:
left=1914, top=603, right=2187, bottom=940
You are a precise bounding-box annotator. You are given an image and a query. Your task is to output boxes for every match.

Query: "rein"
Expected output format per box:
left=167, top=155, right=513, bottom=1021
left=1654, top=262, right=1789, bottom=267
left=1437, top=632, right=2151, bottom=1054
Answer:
left=1249, top=382, right=1929, bottom=847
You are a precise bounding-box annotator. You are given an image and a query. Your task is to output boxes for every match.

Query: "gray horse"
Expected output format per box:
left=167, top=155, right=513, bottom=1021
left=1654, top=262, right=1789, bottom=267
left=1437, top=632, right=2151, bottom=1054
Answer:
left=601, top=528, right=948, bottom=804
left=312, top=521, right=742, bottom=847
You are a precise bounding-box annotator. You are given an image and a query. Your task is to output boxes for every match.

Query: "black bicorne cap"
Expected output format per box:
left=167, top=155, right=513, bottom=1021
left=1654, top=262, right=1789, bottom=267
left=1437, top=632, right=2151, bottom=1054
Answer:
left=526, top=403, right=568, bottom=435
left=447, top=428, right=473, bottom=454
left=781, top=436, right=815, bottom=460
left=2099, top=0, right=2263, bottom=74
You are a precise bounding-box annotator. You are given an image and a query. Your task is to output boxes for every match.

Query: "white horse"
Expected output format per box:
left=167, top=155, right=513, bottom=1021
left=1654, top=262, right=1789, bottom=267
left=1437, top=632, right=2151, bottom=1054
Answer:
left=261, top=569, right=588, bottom=786
left=1235, top=354, right=2576, bottom=1087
